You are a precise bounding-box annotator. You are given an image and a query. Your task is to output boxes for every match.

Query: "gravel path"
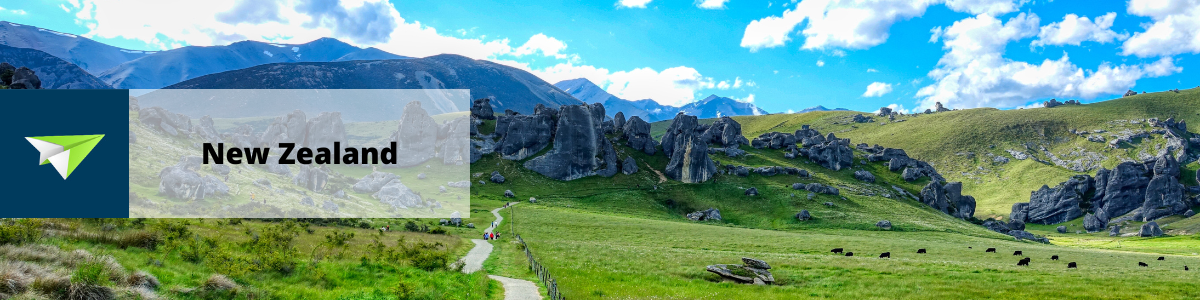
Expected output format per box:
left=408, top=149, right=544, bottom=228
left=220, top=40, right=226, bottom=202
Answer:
left=459, top=203, right=543, bottom=300
left=489, top=275, right=544, bottom=300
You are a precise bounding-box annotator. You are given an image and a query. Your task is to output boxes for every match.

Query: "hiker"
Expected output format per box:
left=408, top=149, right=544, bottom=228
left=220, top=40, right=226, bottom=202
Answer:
left=250, top=193, right=255, bottom=202
left=386, top=225, right=390, bottom=231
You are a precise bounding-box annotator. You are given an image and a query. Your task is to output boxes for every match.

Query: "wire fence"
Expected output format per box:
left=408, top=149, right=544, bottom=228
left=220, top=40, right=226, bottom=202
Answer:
left=516, top=234, right=564, bottom=300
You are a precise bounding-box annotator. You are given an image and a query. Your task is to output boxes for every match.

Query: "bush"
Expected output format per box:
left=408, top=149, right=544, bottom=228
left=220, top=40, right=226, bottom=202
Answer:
left=403, top=221, right=419, bottom=232
left=0, top=219, right=44, bottom=245
left=72, top=259, right=111, bottom=286
left=117, top=231, right=161, bottom=250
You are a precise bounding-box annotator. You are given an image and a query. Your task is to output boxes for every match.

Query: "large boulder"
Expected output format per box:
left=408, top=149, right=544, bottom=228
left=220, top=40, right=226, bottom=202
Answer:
left=944, top=182, right=976, bottom=219
left=745, top=187, right=759, bottom=196
left=212, top=164, right=231, bottom=176
left=622, top=116, right=657, bottom=155
left=352, top=172, right=400, bottom=193
left=392, top=102, right=439, bottom=167
left=854, top=170, right=876, bottom=183
left=687, top=208, right=722, bottom=221
left=622, top=156, right=639, bottom=175
left=1083, top=212, right=1107, bottom=233
left=1092, top=162, right=1152, bottom=219
left=305, top=112, right=348, bottom=149
left=876, top=220, right=892, bottom=230
left=524, top=103, right=619, bottom=181
left=373, top=180, right=424, bottom=208
left=751, top=132, right=796, bottom=149
left=9, top=67, right=41, bottom=89
left=158, top=166, right=206, bottom=200
left=613, top=112, right=626, bottom=132
left=1007, top=230, right=1049, bottom=243
left=795, top=210, right=812, bottom=221
left=493, top=108, right=555, bottom=160
left=706, top=262, right=774, bottom=285
left=138, top=107, right=192, bottom=136
left=259, top=109, right=308, bottom=148
left=919, top=182, right=951, bottom=214
left=1011, top=175, right=1092, bottom=224
left=194, top=115, right=222, bottom=143
left=702, top=117, right=750, bottom=147
left=1139, top=221, right=1163, bottom=237
left=471, top=98, right=496, bottom=120
left=490, top=171, right=506, bottom=183
left=263, top=159, right=291, bottom=176
left=1141, top=174, right=1187, bottom=221
left=437, top=116, right=472, bottom=165
left=799, top=133, right=853, bottom=171
left=292, top=165, right=328, bottom=192
left=661, top=113, right=717, bottom=183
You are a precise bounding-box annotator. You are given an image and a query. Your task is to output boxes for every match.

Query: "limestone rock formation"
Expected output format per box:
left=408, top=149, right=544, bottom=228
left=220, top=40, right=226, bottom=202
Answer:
left=352, top=172, right=400, bottom=194
left=292, top=165, right=328, bottom=192
left=687, top=208, right=722, bottom=221
left=471, top=98, right=495, bottom=120
left=661, top=113, right=717, bottom=183
left=622, top=116, right=657, bottom=155
left=392, top=102, right=439, bottom=167
left=139, top=106, right=192, bottom=137
left=799, top=133, right=853, bottom=171
left=373, top=180, right=424, bottom=208
left=702, top=117, right=750, bottom=147
left=622, top=156, right=639, bottom=175
left=1139, top=221, right=1163, bottom=237
left=493, top=107, right=554, bottom=160
left=524, top=103, right=619, bottom=181
left=706, top=258, right=774, bottom=285
left=854, top=170, right=876, bottom=183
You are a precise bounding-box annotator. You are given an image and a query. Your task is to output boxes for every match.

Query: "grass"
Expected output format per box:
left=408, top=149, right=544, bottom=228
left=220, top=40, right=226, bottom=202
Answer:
left=505, top=204, right=1200, bottom=299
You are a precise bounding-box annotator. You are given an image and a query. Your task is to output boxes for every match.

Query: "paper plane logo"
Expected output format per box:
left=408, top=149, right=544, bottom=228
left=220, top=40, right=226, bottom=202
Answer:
left=25, top=135, right=105, bottom=180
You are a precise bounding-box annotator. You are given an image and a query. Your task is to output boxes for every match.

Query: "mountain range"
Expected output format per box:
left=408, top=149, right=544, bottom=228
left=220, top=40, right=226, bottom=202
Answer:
left=3, top=21, right=773, bottom=118
left=797, top=105, right=850, bottom=113
left=164, top=54, right=582, bottom=114
left=555, top=78, right=767, bottom=121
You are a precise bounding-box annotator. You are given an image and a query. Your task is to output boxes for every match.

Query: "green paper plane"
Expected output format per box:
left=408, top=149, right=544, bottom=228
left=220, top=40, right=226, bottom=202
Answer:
left=25, top=134, right=105, bottom=180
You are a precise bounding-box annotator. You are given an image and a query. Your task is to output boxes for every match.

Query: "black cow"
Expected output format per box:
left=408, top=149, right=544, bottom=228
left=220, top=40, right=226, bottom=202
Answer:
left=1157, top=256, right=1165, bottom=261
left=1184, top=266, right=1189, bottom=271
left=986, top=248, right=996, bottom=253
left=1067, top=262, right=1077, bottom=269
left=879, top=252, right=891, bottom=258
left=1013, top=250, right=1023, bottom=256
left=1051, top=255, right=1059, bottom=261
left=831, top=248, right=844, bottom=254
left=1017, top=258, right=1030, bottom=266
left=845, top=252, right=854, bottom=257
left=917, top=249, right=927, bottom=254
left=1138, top=262, right=1148, bottom=267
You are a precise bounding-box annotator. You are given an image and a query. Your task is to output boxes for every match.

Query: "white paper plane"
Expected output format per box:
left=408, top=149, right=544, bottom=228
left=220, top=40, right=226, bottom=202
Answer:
left=25, top=135, right=105, bottom=180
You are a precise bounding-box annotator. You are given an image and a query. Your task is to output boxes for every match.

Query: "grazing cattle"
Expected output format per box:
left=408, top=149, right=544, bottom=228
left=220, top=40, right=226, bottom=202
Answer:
left=1157, top=256, right=1165, bottom=261
left=1138, top=262, right=1148, bottom=267
left=1067, top=262, right=1077, bottom=269
left=986, top=248, right=996, bottom=253
left=845, top=252, right=854, bottom=257
left=879, top=252, right=891, bottom=258
left=1051, top=255, right=1059, bottom=261
left=1013, top=251, right=1023, bottom=256
left=831, top=248, right=844, bottom=254
left=1184, top=266, right=1189, bottom=271
left=1017, top=258, right=1030, bottom=266
left=968, top=247, right=973, bottom=249
left=917, top=249, right=927, bottom=254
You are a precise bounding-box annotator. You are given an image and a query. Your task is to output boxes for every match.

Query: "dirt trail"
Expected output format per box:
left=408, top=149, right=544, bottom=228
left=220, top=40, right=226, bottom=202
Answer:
left=646, top=162, right=668, bottom=183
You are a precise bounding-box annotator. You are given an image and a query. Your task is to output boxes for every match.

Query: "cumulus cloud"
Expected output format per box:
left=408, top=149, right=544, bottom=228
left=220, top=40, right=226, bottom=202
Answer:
left=618, top=0, right=654, bottom=8
left=917, top=13, right=1182, bottom=110
left=513, top=33, right=570, bottom=59
left=0, top=6, right=28, bottom=15
left=697, top=0, right=729, bottom=9
left=816, top=60, right=825, bottom=66
left=874, top=103, right=912, bottom=114
left=740, top=0, right=1022, bottom=51
left=1122, top=0, right=1200, bottom=57
left=1031, top=12, right=1124, bottom=47
left=862, top=82, right=893, bottom=97
left=531, top=63, right=732, bottom=107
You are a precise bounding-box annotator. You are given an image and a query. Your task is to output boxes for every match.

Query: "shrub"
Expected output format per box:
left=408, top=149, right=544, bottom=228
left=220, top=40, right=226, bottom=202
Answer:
left=0, top=219, right=44, bottom=245
left=427, top=227, right=447, bottom=235
left=72, top=259, right=111, bottom=286
left=403, top=221, right=419, bottom=232
left=117, top=231, right=161, bottom=250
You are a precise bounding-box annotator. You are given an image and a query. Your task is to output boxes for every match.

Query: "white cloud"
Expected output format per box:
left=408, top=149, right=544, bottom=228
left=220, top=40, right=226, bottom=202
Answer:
left=531, top=63, right=728, bottom=107
left=0, top=6, right=28, bottom=15
left=816, top=60, right=825, bottom=66
left=867, top=68, right=878, bottom=72
left=697, top=0, right=729, bottom=9
left=874, top=103, right=912, bottom=114
left=618, top=0, right=654, bottom=8
left=740, top=0, right=1022, bottom=51
left=929, top=26, right=943, bottom=43
left=736, top=94, right=756, bottom=103
left=917, top=13, right=1183, bottom=110
left=1122, top=0, right=1200, bottom=57
left=1031, top=12, right=1124, bottom=47
left=715, top=77, right=747, bottom=89
left=60, top=4, right=72, bottom=13
left=513, top=33, right=570, bottom=59
left=862, top=82, right=893, bottom=97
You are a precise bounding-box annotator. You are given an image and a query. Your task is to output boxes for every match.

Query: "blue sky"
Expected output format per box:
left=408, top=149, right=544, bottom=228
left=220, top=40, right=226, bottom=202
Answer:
left=3, top=0, right=1197, bottom=113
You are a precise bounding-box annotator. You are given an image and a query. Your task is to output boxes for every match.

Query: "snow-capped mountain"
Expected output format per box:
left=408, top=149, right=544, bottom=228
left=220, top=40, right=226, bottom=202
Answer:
left=680, top=94, right=768, bottom=119
left=0, top=21, right=147, bottom=75
left=796, top=105, right=850, bottom=113
left=555, top=78, right=767, bottom=122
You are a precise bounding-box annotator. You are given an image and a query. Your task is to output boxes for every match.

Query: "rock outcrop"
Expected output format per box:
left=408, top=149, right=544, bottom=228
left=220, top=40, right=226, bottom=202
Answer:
left=798, top=133, right=853, bottom=171
left=392, top=102, right=439, bottom=167
left=1009, top=175, right=1092, bottom=225
left=706, top=258, right=774, bottom=285
left=139, top=106, right=192, bottom=137
left=373, top=180, right=424, bottom=209
left=9, top=66, right=42, bottom=89
left=854, top=170, right=876, bottom=183
left=524, top=103, right=619, bottom=181
left=687, top=208, right=722, bottom=221
left=622, top=156, right=639, bottom=175
left=622, top=116, right=657, bottom=155
left=1140, top=221, right=1163, bottom=237
left=661, top=113, right=717, bottom=183
left=493, top=107, right=554, bottom=160
left=702, top=117, right=750, bottom=147
left=919, top=182, right=976, bottom=219
left=471, top=98, right=495, bottom=120
left=352, top=172, right=400, bottom=193
left=292, top=165, right=328, bottom=192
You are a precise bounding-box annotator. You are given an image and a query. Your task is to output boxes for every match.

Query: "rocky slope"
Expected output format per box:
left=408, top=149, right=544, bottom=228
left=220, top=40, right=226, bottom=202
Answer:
left=0, top=21, right=147, bottom=74
left=0, top=45, right=111, bottom=89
